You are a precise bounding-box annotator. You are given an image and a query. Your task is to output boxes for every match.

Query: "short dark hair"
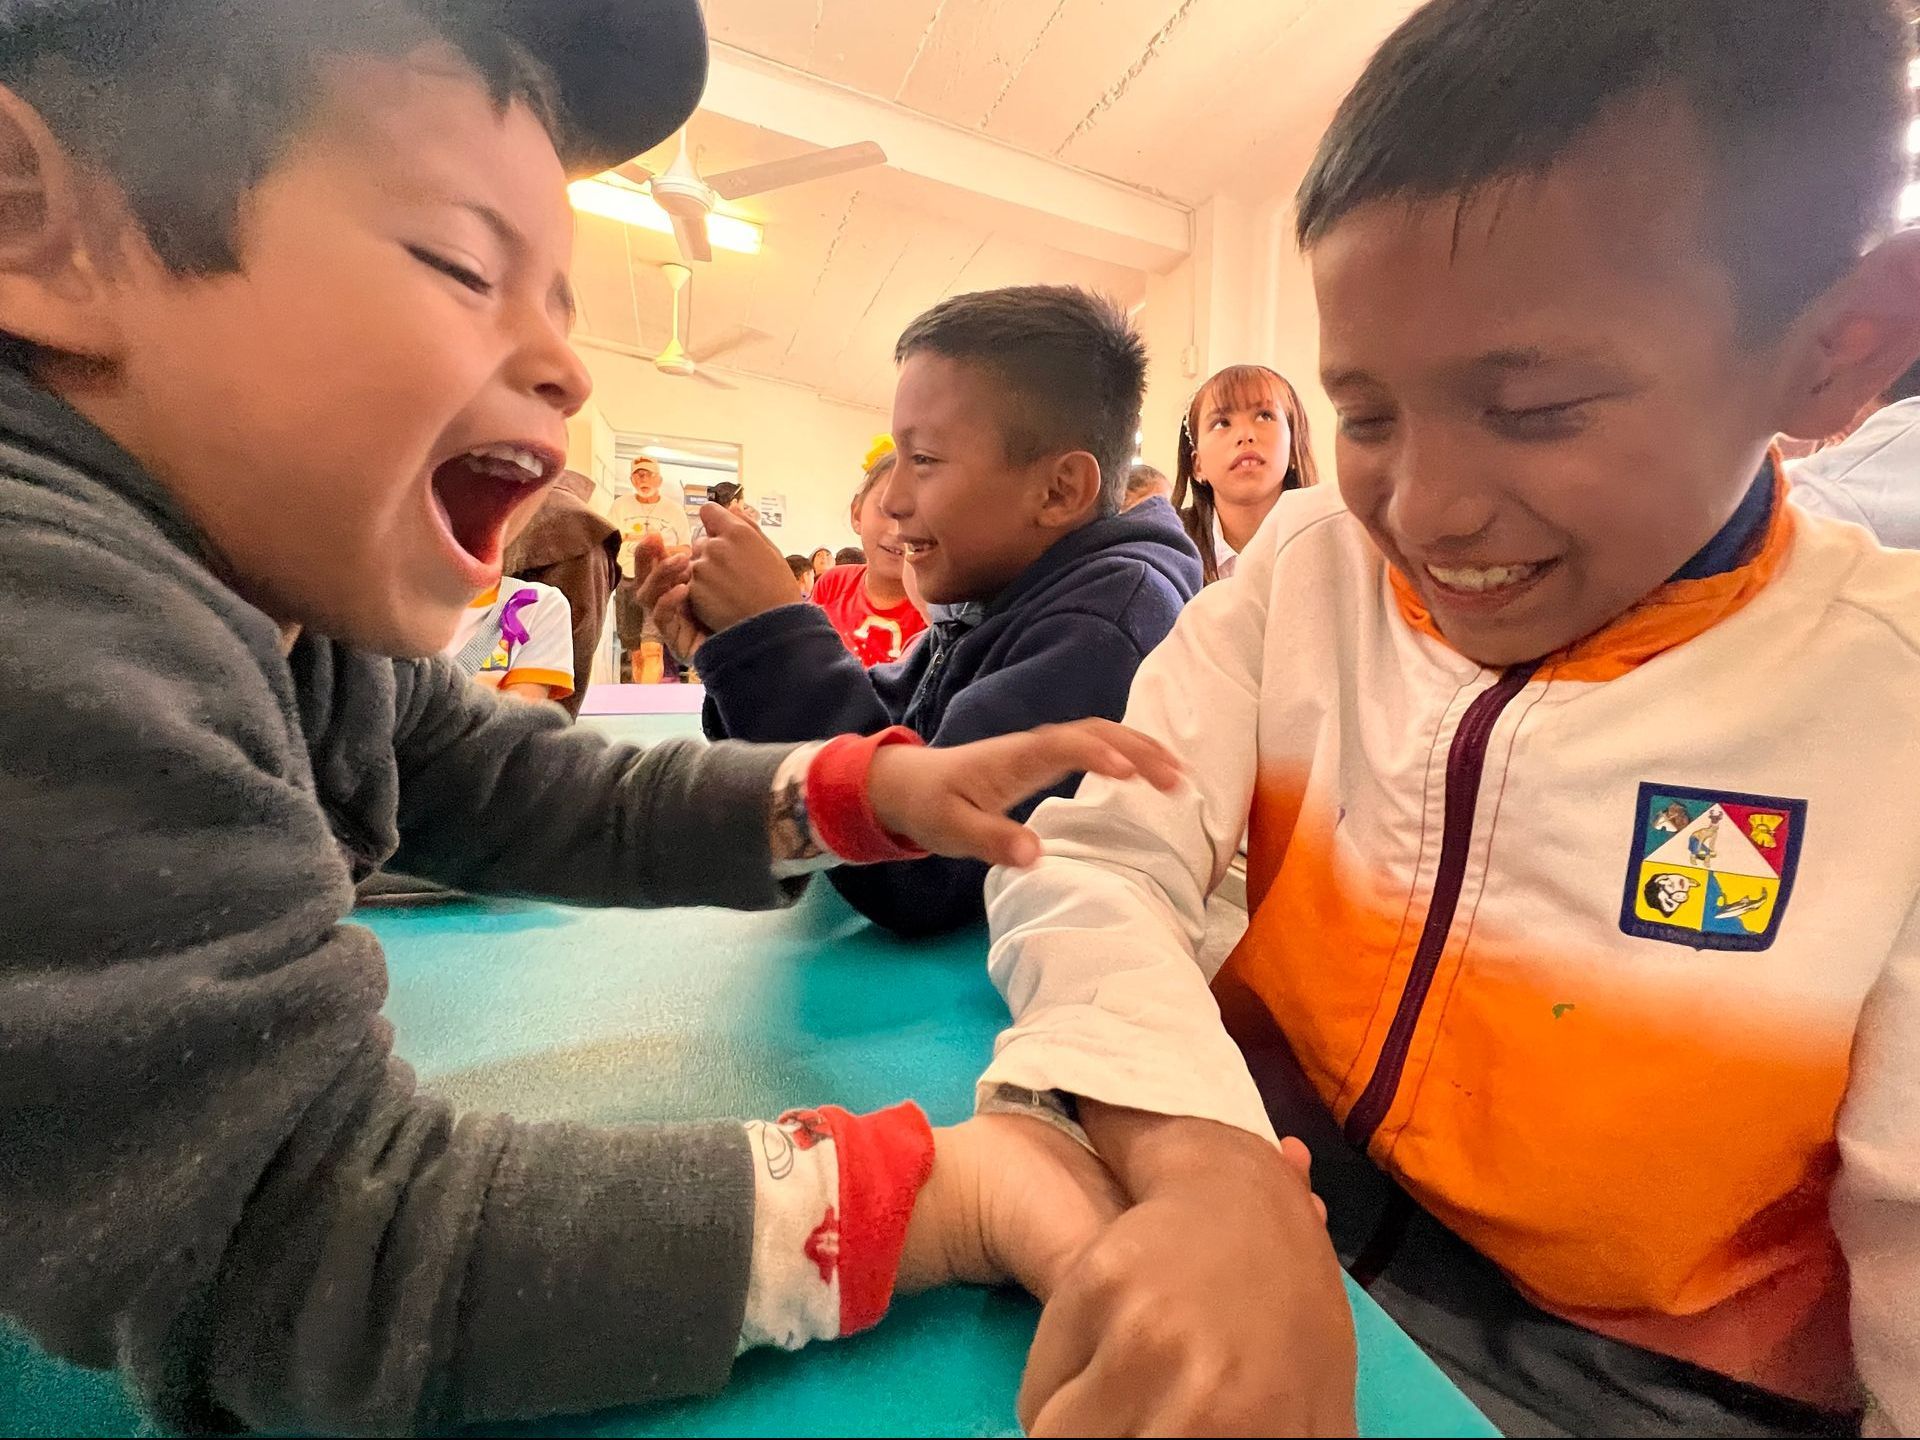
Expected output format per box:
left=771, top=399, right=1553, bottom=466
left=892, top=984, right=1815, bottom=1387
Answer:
left=0, top=0, right=564, bottom=277
left=894, top=285, right=1148, bottom=516
left=785, top=554, right=810, bottom=580
left=709, top=480, right=744, bottom=508
left=1126, top=462, right=1168, bottom=497
left=1296, top=0, right=1914, bottom=336
left=834, top=546, right=865, bottom=566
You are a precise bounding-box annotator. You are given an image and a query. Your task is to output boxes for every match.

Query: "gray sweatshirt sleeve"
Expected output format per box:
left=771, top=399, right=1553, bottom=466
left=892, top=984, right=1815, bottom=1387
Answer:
left=374, top=656, right=798, bottom=909
left=0, top=521, right=766, bottom=1433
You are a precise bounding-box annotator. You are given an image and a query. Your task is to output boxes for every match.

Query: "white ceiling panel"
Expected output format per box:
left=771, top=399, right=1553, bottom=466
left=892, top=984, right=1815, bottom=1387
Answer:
left=705, top=0, right=1421, bottom=203
left=571, top=1, right=1413, bottom=408
left=571, top=112, right=1144, bottom=411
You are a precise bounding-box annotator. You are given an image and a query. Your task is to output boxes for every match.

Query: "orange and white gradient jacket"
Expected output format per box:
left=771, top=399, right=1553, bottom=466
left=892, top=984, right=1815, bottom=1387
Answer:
left=981, top=480, right=1920, bottom=1426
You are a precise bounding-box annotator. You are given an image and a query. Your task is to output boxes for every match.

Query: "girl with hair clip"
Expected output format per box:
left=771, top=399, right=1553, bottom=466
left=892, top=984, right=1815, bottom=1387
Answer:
left=1172, top=364, right=1320, bottom=584
left=810, top=436, right=929, bottom=667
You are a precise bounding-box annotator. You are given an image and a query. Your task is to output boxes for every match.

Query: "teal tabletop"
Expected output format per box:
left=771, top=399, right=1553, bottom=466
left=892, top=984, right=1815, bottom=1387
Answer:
left=0, top=708, right=1497, bottom=1438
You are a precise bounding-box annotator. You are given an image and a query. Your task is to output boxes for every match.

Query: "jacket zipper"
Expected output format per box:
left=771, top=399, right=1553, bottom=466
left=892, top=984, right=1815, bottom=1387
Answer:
left=1342, top=662, right=1540, bottom=1151
left=906, top=627, right=956, bottom=731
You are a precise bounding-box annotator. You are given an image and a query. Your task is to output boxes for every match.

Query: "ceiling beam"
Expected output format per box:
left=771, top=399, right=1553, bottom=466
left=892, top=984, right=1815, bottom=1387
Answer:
left=701, top=44, right=1192, bottom=274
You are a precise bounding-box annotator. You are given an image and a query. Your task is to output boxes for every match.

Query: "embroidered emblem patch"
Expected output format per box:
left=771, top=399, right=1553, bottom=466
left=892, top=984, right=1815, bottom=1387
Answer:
left=1619, top=783, right=1806, bottom=952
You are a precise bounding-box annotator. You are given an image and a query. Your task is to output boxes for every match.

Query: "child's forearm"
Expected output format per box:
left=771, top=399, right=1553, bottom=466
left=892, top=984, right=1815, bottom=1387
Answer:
left=699, top=603, right=893, bottom=744
left=498, top=680, right=558, bottom=702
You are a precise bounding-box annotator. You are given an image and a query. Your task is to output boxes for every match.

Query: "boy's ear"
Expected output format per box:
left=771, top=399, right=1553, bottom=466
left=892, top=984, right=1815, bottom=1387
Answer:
left=1036, top=451, right=1104, bottom=528
left=1776, top=228, right=1920, bottom=440
left=0, top=84, right=126, bottom=362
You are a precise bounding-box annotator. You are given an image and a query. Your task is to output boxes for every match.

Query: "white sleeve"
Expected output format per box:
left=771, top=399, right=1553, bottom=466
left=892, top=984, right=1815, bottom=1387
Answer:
left=1833, top=890, right=1920, bottom=1436
left=977, top=527, right=1281, bottom=1145
left=1787, top=473, right=1875, bottom=532
left=500, top=583, right=576, bottom=695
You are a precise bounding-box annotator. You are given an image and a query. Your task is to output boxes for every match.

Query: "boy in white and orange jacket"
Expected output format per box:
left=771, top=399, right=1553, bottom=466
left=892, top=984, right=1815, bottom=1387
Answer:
left=983, top=1, right=1920, bottom=1436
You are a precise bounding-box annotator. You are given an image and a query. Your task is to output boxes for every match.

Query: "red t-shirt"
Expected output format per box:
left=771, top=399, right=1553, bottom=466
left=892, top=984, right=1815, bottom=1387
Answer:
left=811, top=564, right=927, bottom=667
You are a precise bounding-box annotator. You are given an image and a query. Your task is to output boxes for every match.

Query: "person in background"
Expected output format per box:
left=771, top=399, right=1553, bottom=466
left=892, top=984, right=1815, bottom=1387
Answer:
left=504, top=469, right=619, bottom=717
left=706, top=478, right=751, bottom=521
left=0, top=0, right=1195, bottom=1428
left=1789, top=353, right=1920, bottom=547
left=611, top=456, right=691, bottom=686
left=1122, top=461, right=1172, bottom=511
left=807, top=437, right=929, bottom=667
left=450, top=505, right=575, bottom=705
left=810, top=546, right=834, bottom=581
left=612, top=576, right=665, bottom=683
left=609, top=455, right=690, bottom=574
left=634, top=287, right=1203, bottom=940
left=836, top=545, right=866, bottom=567
left=984, top=0, right=1920, bottom=1433
left=1171, top=364, right=1320, bottom=583
left=785, top=553, right=814, bottom=598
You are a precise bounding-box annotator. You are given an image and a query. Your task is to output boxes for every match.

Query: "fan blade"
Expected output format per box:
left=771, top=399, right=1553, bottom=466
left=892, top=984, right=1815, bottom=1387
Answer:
left=612, top=161, right=655, bottom=188
left=692, top=365, right=737, bottom=390
left=670, top=211, right=712, bottom=264
left=690, top=325, right=769, bottom=367
left=573, top=333, right=651, bottom=362
left=706, top=142, right=887, bottom=201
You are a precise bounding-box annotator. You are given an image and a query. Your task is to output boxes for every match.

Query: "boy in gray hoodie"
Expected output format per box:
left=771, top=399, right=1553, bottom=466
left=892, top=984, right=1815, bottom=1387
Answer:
left=0, top=0, right=1184, bottom=1431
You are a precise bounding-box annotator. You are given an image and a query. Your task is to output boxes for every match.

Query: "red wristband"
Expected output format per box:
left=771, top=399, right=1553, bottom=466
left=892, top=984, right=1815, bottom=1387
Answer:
left=779, top=1102, right=936, bottom=1336
left=805, top=726, right=932, bottom=864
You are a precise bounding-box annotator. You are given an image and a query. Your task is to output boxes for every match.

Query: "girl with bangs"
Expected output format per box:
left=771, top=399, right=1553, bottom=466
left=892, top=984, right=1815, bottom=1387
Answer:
left=1173, top=364, right=1320, bottom=583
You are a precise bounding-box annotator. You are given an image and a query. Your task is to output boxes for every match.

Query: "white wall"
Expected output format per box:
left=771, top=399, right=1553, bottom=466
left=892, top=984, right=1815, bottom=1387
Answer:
left=1138, top=255, right=1200, bottom=480
left=1254, top=198, right=1336, bottom=476
left=563, top=398, right=620, bottom=506
left=573, top=344, right=891, bottom=553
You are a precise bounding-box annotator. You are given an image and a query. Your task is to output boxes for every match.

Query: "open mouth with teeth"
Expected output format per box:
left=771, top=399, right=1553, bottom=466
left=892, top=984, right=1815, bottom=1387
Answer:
left=897, top=538, right=938, bottom=562
left=430, top=442, right=558, bottom=574
left=1424, top=558, right=1557, bottom=599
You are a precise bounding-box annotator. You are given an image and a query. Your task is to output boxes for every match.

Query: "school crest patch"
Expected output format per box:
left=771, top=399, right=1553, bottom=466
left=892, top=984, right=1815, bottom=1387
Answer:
left=1619, top=783, right=1806, bottom=952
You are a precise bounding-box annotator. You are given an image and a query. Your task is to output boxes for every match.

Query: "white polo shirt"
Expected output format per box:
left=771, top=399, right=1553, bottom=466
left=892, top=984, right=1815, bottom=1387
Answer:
left=447, top=578, right=575, bottom=697
left=1210, top=510, right=1242, bottom=580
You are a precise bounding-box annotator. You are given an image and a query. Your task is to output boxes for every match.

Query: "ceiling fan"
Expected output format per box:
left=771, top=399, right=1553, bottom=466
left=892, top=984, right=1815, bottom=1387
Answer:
left=616, top=130, right=887, bottom=264
left=573, top=261, right=765, bottom=389
left=653, top=262, right=745, bottom=387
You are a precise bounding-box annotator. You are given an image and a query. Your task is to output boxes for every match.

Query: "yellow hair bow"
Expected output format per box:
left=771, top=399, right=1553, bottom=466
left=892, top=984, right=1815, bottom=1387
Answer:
left=862, top=435, right=896, bottom=472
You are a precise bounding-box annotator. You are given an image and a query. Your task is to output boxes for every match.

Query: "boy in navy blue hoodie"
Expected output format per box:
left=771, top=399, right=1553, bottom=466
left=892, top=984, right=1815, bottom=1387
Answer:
left=637, top=287, right=1202, bottom=937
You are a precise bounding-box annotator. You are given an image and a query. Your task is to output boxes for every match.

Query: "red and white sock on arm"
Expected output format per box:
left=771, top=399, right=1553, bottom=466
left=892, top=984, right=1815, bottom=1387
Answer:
left=745, top=731, right=937, bottom=1351
left=736, top=1102, right=935, bottom=1353
left=767, top=729, right=931, bottom=880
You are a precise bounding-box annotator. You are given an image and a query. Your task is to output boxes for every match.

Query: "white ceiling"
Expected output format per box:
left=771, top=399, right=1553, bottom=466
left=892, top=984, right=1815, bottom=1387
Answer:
left=703, top=0, right=1422, bottom=205
left=569, top=112, right=1151, bottom=411
left=568, top=0, right=1420, bottom=411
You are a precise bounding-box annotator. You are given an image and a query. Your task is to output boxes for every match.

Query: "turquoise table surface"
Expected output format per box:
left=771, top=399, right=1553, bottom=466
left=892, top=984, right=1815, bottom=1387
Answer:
left=1, top=708, right=1496, bottom=1438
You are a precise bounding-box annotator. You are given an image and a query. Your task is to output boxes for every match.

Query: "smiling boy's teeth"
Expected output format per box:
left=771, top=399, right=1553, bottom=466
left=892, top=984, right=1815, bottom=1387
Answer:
left=1426, top=561, right=1543, bottom=593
